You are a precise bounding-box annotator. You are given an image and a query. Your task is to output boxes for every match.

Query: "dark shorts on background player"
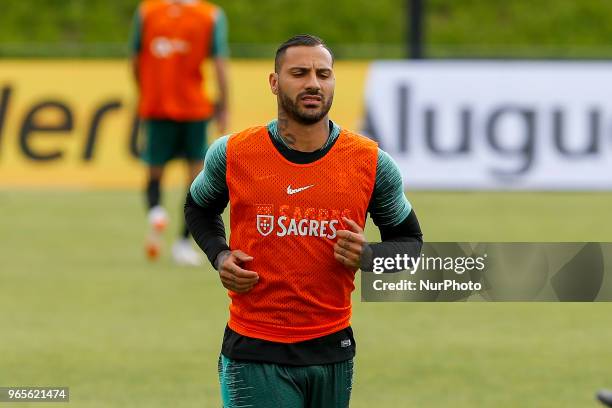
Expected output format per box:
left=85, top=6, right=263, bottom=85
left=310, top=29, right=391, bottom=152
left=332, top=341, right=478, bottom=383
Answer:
left=142, top=119, right=209, bottom=166
left=218, top=355, right=353, bottom=408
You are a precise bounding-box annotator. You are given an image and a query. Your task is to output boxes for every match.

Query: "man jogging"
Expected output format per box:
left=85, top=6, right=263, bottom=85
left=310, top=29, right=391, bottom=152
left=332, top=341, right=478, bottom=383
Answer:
left=185, top=34, right=422, bottom=407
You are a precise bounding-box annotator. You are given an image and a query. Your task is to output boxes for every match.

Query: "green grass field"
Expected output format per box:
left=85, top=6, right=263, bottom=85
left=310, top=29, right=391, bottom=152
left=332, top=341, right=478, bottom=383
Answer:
left=1, top=190, right=612, bottom=407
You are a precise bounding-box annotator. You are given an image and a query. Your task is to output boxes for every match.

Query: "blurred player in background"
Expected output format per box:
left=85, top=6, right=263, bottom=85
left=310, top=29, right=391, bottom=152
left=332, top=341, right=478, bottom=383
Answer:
left=185, top=34, right=422, bottom=407
left=130, top=0, right=229, bottom=265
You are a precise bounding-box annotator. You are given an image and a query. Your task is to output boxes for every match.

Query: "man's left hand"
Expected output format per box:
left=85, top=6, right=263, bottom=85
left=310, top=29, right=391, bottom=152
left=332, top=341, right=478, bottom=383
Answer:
left=334, top=217, right=367, bottom=271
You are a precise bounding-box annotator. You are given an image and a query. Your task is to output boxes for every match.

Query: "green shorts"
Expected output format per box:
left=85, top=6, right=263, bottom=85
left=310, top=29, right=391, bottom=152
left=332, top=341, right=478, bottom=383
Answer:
left=141, top=119, right=209, bottom=166
left=218, top=355, right=353, bottom=408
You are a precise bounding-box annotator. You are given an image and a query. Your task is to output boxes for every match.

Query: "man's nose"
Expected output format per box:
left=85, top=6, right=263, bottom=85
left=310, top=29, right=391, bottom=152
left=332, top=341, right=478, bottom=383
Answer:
left=304, top=71, right=321, bottom=91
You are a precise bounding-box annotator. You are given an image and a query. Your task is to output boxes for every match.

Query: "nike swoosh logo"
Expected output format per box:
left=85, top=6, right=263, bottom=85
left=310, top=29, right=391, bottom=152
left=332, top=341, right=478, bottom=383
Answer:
left=287, top=184, right=315, bottom=195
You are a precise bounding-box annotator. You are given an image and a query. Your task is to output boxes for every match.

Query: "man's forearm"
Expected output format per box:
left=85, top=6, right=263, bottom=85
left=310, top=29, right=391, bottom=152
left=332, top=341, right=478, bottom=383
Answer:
left=214, top=57, right=228, bottom=109
left=184, top=192, right=230, bottom=267
left=365, top=209, right=424, bottom=272
left=131, top=56, right=140, bottom=87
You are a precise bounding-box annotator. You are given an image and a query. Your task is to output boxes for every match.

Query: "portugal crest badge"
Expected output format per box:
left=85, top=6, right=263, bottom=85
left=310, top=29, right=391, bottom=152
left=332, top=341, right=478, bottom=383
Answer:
left=256, top=204, right=274, bottom=236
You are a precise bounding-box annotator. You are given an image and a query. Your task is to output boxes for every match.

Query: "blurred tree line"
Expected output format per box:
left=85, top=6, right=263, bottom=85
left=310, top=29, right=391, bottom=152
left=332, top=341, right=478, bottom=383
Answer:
left=2, top=0, right=612, bottom=58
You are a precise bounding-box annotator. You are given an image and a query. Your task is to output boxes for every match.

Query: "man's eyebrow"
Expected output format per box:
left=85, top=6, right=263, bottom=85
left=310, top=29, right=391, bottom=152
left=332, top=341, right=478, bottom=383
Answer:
left=287, top=65, right=332, bottom=70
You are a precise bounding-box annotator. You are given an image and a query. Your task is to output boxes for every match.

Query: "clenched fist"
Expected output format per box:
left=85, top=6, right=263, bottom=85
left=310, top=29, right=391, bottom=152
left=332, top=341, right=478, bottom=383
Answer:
left=215, top=250, right=259, bottom=293
left=334, top=217, right=367, bottom=271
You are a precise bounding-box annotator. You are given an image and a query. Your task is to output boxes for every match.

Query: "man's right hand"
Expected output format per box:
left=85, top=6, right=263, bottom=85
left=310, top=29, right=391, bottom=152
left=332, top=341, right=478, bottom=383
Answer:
left=215, top=250, right=259, bottom=293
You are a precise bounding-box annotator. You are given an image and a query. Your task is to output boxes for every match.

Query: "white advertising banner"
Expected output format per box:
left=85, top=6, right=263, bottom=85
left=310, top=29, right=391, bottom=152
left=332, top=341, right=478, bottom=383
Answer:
left=364, top=61, right=612, bottom=190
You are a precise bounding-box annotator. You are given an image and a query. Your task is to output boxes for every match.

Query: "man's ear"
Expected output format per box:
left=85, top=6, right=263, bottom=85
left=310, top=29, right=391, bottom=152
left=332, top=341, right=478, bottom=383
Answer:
left=269, top=72, right=279, bottom=95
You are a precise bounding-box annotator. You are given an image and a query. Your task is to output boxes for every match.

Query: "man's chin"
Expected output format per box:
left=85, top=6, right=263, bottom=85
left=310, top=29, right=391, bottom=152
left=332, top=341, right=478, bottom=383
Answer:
left=295, top=109, right=326, bottom=124
left=295, top=115, right=325, bottom=125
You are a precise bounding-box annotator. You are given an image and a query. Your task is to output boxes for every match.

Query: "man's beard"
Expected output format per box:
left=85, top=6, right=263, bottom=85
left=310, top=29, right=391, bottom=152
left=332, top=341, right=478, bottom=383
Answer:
left=279, top=88, right=333, bottom=125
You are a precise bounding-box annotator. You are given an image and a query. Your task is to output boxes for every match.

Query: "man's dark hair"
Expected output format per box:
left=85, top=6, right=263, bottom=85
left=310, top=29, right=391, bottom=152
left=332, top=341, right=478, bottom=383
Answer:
left=274, top=34, right=334, bottom=73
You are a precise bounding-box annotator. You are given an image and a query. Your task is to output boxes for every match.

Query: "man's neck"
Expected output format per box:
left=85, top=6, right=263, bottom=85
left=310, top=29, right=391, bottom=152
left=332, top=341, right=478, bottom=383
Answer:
left=277, top=111, right=330, bottom=152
